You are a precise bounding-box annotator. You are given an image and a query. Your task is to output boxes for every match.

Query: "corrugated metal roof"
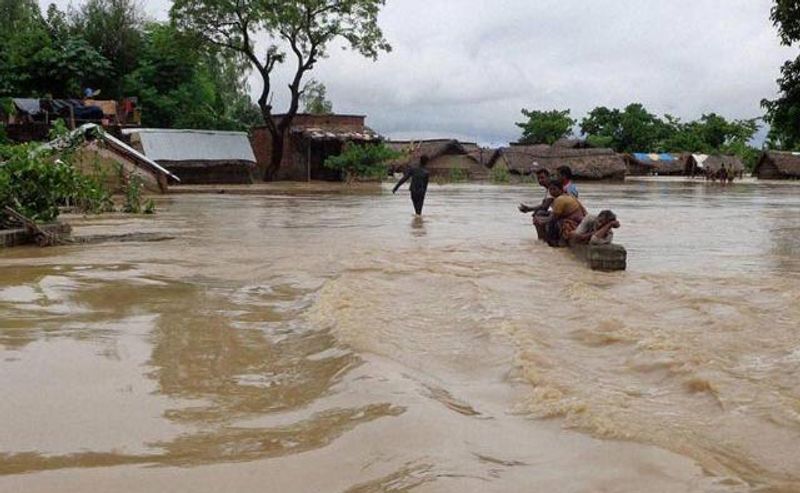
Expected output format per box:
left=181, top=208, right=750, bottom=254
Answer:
left=123, top=129, right=256, bottom=163
left=12, top=98, right=41, bottom=115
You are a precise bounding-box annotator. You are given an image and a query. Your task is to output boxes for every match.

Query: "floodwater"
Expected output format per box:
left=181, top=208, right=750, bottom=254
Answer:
left=1, top=179, right=799, bottom=493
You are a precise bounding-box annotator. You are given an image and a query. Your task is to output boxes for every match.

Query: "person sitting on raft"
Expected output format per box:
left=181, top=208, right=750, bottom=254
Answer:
left=534, top=178, right=587, bottom=247
left=570, top=210, right=620, bottom=246
left=519, top=169, right=555, bottom=241
left=556, top=165, right=579, bottom=198
left=518, top=168, right=553, bottom=214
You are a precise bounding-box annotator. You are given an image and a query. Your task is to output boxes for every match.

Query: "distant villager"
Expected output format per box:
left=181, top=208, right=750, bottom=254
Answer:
left=392, top=155, right=430, bottom=216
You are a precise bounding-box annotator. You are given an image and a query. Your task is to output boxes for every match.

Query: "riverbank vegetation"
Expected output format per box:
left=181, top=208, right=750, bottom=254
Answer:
left=0, top=0, right=261, bottom=130
left=515, top=105, right=762, bottom=170
left=324, top=143, right=400, bottom=182
left=0, top=129, right=156, bottom=227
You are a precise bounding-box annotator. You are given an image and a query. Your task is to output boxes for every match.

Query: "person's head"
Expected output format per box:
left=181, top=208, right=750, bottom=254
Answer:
left=535, top=169, right=550, bottom=187
left=596, top=210, right=617, bottom=228
left=419, top=155, right=429, bottom=168
left=556, top=165, right=574, bottom=181
left=547, top=178, right=564, bottom=197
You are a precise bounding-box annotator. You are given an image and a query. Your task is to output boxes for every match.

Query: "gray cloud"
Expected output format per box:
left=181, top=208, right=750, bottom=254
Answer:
left=45, top=0, right=795, bottom=145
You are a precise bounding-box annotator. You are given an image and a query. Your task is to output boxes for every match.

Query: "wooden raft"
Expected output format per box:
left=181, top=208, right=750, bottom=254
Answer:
left=570, top=243, right=628, bottom=272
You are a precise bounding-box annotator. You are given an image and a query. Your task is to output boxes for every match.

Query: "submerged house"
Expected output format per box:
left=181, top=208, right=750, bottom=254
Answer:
left=754, top=151, right=800, bottom=179
left=251, top=114, right=381, bottom=181
left=386, top=139, right=490, bottom=180
left=44, top=124, right=178, bottom=193
left=697, top=154, right=745, bottom=176
left=488, top=145, right=626, bottom=180
left=624, top=153, right=686, bottom=176
left=124, top=129, right=257, bottom=184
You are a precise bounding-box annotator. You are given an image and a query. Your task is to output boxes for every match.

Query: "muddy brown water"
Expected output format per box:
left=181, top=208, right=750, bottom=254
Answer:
left=1, top=179, right=799, bottom=492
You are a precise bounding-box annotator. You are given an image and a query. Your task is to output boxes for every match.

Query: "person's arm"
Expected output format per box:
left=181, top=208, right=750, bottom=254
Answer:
left=392, top=170, right=411, bottom=194
left=519, top=197, right=553, bottom=213
left=590, top=220, right=620, bottom=241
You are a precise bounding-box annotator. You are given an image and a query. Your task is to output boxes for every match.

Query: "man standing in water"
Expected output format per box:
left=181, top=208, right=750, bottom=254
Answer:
left=393, top=155, right=430, bottom=216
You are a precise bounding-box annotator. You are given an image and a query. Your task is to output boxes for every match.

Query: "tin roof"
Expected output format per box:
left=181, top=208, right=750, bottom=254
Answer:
left=122, top=129, right=257, bottom=163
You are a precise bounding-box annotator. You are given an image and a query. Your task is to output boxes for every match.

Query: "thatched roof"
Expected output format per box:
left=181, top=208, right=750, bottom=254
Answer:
left=387, top=139, right=475, bottom=170
left=703, top=154, right=745, bottom=173
left=553, top=138, right=593, bottom=149
left=625, top=153, right=685, bottom=175
left=488, top=145, right=626, bottom=180
left=755, top=151, right=800, bottom=178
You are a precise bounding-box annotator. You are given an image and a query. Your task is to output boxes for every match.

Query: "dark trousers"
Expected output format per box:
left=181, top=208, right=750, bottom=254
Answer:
left=411, top=191, right=426, bottom=215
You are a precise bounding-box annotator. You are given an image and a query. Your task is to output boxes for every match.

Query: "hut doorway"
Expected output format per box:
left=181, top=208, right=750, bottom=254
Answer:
left=301, top=139, right=345, bottom=182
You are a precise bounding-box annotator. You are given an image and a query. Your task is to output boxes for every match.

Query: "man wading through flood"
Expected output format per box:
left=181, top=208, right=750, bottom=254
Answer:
left=393, top=155, right=430, bottom=215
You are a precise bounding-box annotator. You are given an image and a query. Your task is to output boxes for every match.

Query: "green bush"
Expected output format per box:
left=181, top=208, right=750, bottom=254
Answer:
left=490, top=166, right=510, bottom=183
left=324, top=143, right=401, bottom=182
left=0, top=143, right=112, bottom=223
left=448, top=168, right=468, bottom=183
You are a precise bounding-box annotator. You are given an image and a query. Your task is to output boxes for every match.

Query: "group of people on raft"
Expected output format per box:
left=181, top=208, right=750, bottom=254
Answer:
left=392, top=157, right=620, bottom=248
left=518, top=165, right=620, bottom=248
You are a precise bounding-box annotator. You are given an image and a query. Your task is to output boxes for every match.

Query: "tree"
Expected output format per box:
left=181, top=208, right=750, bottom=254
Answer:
left=68, top=0, right=145, bottom=99
left=580, top=104, right=669, bottom=153
left=515, top=108, right=575, bottom=145
left=171, top=0, right=392, bottom=180
left=301, top=79, right=333, bottom=114
left=763, top=1, right=800, bottom=149
left=324, top=142, right=399, bottom=181
left=124, top=23, right=257, bottom=130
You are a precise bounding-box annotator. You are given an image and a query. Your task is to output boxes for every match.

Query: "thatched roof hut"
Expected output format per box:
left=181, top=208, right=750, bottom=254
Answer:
left=487, top=145, right=625, bottom=180
left=124, top=129, right=257, bottom=184
left=553, top=138, right=593, bottom=149
left=624, top=153, right=685, bottom=176
left=387, top=139, right=489, bottom=180
left=754, top=151, right=800, bottom=179
left=702, top=155, right=745, bottom=174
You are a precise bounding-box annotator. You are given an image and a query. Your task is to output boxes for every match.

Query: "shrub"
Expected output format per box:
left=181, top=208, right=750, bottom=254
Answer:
left=0, top=143, right=112, bottom=223
left=490, top=166, right=510, bottom=183
left=448, top=168, right=468, bottom=183
left=324, top=143, right=401, bottom=182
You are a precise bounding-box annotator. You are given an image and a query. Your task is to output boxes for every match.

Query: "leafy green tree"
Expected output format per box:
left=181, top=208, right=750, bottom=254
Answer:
left=171, top=0, right=392, bottom=180
left=68, top=0, right=145, bottom=98
left=580, top=103, right=669, bottom=153
left=763, top=1, right=800, bottom=149
left=28, top=37, right=112, bottom=97
left=124, top=23, right=260, bottom=130
left=324, top=142, right=400, bottom=181
left=515, top=108, right=575, bottom=145
left=301, top=79, right=333, bottom=115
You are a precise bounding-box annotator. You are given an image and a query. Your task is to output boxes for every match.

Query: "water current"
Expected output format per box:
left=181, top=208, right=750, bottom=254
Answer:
left=1, top=179, right=799, bottom=492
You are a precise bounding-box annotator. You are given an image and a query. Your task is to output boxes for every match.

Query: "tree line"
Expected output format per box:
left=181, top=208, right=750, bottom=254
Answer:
left=515, top=105, right=761, bottom=168
left=0, top=0, right=264, bottom=130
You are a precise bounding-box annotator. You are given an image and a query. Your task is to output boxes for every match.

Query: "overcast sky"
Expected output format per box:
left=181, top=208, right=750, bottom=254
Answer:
left=42, top=0, right=796, bottom=145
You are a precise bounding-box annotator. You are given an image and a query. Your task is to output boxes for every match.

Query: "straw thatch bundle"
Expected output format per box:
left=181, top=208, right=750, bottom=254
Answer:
left=387, top=139, right=489, bottom=179
left=488, top=145, right=626, bottom=180
left=754, top=151, right=800, bottom=179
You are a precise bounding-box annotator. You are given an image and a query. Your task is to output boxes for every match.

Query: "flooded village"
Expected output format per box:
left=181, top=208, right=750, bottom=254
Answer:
left=2, top=1, right=800, bottom=493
